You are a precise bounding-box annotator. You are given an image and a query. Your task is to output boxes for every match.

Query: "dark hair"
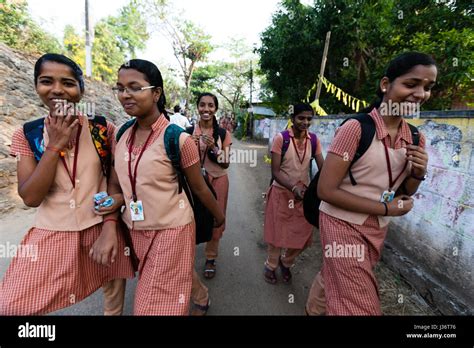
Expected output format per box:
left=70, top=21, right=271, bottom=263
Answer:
left=173, top=105, right=181, bottom=113
left=118, top=59, right=168, bottom=118
left=197, top=92, right=220, bottom=146
left=34, top=53, right=85, bottom=93
left=291, top=103, right=314, bottom=119
left=362, top=52, right=437, bottom=113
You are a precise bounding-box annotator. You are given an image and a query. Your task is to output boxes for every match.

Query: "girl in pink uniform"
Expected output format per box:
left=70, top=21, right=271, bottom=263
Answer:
left=0, top=54, right=134, bottom=315
left=305, top=52, right=436, bottom=315
left=109, top=60, right=224, bottom=315
left=189, top=93, right=232, bottom=315
left=263, top=103, right=324, bottom=284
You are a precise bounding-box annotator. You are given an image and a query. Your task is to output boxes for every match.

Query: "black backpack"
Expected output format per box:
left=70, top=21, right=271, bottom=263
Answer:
left=117, top=120, right=216, bottom=245
left=302, top=113, right=420, bottom=228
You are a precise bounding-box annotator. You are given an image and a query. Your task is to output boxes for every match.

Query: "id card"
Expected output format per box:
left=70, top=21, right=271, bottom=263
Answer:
left=130, top=200, right=145, bottom=221
left=380, top=190, right=395, bottom=203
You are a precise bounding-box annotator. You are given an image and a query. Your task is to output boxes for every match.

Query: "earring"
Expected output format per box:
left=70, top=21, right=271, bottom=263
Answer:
left=382, top=89, right=386, bottom=93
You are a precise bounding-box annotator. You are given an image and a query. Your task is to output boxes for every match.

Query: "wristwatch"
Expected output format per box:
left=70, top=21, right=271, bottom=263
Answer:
left=411, top=170, right=427, bottom=181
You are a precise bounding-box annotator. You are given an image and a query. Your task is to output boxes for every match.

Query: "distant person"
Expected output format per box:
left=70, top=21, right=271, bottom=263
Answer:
left=263, top=103, right=324, bottom=286
left=170, top=105, right=191, bottom=129
left=305, top=52, right=435, bottom=315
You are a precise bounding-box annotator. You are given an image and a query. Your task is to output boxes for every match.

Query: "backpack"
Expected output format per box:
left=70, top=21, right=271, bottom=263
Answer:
left=302, top=113, right=420, bottom=228
left=23, top=116, right=111, bottom=177
left=117, top=120, right=216, bottom=245
left=185, top=125, right=227, bottom=164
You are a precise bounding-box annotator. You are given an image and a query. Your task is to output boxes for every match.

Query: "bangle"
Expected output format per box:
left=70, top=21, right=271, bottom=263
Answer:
left=103, top=218, right=118, bottom=224
left=46, top=146, right=62, bottom=154
left=382, top=202, right=388, bottom=216
left=291, top=185, right=298, bottom=193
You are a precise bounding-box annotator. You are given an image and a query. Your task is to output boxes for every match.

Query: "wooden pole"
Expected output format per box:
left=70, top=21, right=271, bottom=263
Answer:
left=314, top=31, right=331, bottom=102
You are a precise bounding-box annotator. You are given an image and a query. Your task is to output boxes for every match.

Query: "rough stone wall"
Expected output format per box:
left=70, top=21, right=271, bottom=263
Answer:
left=266, top=111, right=474, bottom=314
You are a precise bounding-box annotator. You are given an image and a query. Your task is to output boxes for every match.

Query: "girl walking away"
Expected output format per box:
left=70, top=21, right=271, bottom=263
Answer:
left=305, top=52, right=436, bottom=315
left=189, top=93, right=232, bottom=280
left=111, top=60, right=224, bottom=315
left=0, top=54, right=134, bottom=315
left=263, top=103, right=324, bottom=284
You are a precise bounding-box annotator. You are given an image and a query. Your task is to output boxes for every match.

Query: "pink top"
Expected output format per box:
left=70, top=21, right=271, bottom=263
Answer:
left=271, top=128, right=322, bottom=189
left=193, top=124, right=232, bottom=178
left=320, top=108, right=426, bottom=227
left=10, top=116, right=115, bottom=231
left=114, top=115, right=199, bottom=230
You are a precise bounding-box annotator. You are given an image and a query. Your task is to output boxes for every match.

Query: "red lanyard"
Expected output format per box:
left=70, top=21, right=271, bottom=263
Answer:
left=60, top=124, right=82, bottom=188
left=383, top=142, right=408, bottom=190
left=291, top=137, right=308, bottom=165
left=128, top=124, right=155, bottom=202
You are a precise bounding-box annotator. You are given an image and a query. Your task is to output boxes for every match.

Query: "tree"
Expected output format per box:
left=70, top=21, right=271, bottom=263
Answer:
left=63, top=1, right=149, bottom=84
left=0, top=0, right=62, bottom=54
left=139, top=0, right=213, bottom=111
left=258, top=0, right=474, bottom=113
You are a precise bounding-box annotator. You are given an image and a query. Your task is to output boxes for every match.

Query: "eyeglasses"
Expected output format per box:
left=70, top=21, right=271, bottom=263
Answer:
left=112, top=85, right=156, bottom=96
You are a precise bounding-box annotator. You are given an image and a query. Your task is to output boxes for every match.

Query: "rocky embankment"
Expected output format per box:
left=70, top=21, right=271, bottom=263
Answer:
left=0, top=43, right=129, bottom=215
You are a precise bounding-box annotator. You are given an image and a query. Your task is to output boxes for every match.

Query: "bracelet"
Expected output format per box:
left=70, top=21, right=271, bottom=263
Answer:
left=382, top=202, right=388, bottom=216
left=103, top=218, right=118, bottom=224
left=46, top=146, right=62, bottom=154
left=291, top=185, right=298, bottom=193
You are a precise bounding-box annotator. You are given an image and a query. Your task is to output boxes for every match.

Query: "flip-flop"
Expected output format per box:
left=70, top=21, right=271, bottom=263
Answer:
left=204, top=259, right=216, bottom=279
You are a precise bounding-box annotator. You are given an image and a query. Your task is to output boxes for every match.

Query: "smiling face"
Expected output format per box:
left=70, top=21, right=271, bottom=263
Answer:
left=116, top=68, right=162, bottom=118
left=197, top=95, right=217, bottom=122
left=292, top=110, right=313, bottom=133
left=381, top=64, right=437, bottom=115
left=35, top=61, right=83, bottom=115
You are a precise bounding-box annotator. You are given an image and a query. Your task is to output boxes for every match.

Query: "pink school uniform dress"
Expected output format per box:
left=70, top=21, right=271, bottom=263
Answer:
left=306, top=108, right=426, bottom=315
left=114, top=115, right=199, bottom=315
left=0, top=116, right=134, bottom=315
left=264, top=127, right=322, bottom=270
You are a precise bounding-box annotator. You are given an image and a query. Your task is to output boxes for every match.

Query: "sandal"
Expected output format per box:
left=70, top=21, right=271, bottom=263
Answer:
left=203, top=259, right=216, bottom=279
left=279, top=257, right=292, bottom=283
left=263, top=266, right=277, bottom=284
left=191, top=298, right=211, bottom=316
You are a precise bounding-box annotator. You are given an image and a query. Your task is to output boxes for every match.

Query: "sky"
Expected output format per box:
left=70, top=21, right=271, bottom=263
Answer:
left=27, top=0, right=283, bottom=70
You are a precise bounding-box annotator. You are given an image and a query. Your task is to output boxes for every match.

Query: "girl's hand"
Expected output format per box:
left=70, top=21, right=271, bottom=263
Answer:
left=386, top=195, right=414, bottom=216
left=406, top=145, right=428, bottom=177
left=89, top=222, right=118, bottom=266
left=94, top=193, right=124, bottom=215
left=201, top=134, right=215, bottom=147
left=292, top=183, right=306, bottom=201
left=45, top=114, right=79, bottom=149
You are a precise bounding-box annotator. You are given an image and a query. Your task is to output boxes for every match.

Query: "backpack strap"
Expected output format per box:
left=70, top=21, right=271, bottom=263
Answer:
left=88, top=115, right=110, bottom=177
left=23, top=118, right=46, bottom=162
left=339, top=113, right=376, bottom=186
left=185, top=126, right=195, bottom=135
left=309, top=132, right=317, bottom=159
left=164, top=124, right=187, bottom=196
left=116, top=118, right=137, bottom=143
left=280, top=130, right=291, bottom=160
left=408, top=123, right=420, bottom=146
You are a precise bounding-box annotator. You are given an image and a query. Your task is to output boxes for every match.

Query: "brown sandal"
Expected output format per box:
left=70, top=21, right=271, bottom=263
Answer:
left=279, top=257, right=292, bottom=283
left=203, top=259, right=216, bottom=279
left=264, top=266, right=277, bottom=284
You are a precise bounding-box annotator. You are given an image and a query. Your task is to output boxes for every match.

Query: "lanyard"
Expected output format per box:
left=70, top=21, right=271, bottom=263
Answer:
left=128, top=123, right=155, bottom=202
left=60, top=124, right=82, bottom=188
left=383, top=142, right=408, bottom=190
left=291, top=136, right=308, bottom=165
